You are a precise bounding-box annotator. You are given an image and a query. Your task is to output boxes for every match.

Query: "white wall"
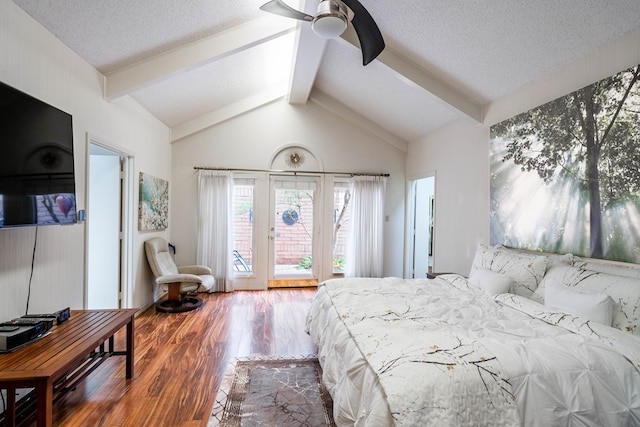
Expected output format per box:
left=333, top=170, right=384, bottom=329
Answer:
left=407, top=121, right=489, bottom=275
left=0, top=2, right=172, bottom=320
left=408, top=27, right=640, bottom=275
left=170, top=100, right=407, bottom=280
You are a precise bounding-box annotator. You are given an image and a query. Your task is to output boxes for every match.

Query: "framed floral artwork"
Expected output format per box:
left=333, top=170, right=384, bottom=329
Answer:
left=138, top=172, right=168, bottom=231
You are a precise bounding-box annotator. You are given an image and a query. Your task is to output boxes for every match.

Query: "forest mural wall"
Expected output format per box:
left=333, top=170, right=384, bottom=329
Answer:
left=490, top=64, right=640, bottom=264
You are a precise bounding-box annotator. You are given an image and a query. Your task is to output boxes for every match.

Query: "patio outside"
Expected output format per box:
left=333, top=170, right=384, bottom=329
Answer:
left=232, top=183, right=350, bottom=275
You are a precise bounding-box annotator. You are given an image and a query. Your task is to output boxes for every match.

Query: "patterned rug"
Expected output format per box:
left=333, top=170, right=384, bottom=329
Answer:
left=209, top=355, right=336, bottom=427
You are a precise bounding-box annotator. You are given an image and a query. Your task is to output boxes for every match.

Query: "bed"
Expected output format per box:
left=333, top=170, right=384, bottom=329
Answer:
left=305, top=244, right=640, bottom=426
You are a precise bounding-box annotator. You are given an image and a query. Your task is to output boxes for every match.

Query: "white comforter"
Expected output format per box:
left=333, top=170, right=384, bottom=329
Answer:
left=306, top=276, right=640, bottom=427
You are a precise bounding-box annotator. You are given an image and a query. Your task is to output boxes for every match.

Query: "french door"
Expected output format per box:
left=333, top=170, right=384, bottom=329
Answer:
left=231, top=173, right=343, bottom=290
left=268, top=176, right=320, bottom=287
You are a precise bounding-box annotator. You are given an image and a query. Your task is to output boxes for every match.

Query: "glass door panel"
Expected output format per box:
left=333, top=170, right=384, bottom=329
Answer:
left=332, top=180, right=351, bottom=274
left=270, top=177, right=319, bottom=282
left=232, top=181, right=254, bottom=274
left=231, top=174, right=269, bottom=290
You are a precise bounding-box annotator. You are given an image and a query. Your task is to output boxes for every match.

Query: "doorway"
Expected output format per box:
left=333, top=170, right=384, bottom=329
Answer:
left=267, top=175, right=320, bottom=288
left=407, top=175, right=435, bottom=278
left=85, top=136, right=134, bottom=309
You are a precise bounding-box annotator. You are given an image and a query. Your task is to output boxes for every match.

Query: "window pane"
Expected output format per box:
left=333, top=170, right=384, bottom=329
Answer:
left=333, top=181, right=351, bottom=273
left=233, top=183, right=253, bottom=273
left=274, top=188, right=314, bottom=276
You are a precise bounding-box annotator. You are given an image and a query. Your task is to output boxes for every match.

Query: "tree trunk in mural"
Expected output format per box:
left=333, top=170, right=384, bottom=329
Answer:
left=581, top=87, right=603, bottom=258
left=493, top=64, right=640, bottom=260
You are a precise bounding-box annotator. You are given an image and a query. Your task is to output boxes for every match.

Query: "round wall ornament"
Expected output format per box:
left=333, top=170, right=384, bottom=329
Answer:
left=285, top=148, right=305, bottom=168
left=282, top=209, right=299, bottom=225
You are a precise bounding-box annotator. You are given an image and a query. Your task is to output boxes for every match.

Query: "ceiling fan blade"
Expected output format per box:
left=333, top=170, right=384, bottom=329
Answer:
left=260, top=0, right=314, bottom=22
left=340, top=0, right=385, bottom=65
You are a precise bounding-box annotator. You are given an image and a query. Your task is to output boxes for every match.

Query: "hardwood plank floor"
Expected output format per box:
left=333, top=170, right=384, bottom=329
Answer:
left=35, top=288, right=318, bottom=426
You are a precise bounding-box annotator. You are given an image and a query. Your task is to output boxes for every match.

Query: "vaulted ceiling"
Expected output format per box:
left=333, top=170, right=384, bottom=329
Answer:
left=11, top=0, right=640, bottom=150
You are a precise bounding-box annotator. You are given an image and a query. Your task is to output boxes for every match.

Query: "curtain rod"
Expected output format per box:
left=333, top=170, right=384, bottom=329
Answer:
left=193, top=166, right=389, bottom=177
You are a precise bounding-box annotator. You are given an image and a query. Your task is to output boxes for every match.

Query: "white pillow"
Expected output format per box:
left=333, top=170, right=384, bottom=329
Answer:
left=540, top=263, right=640, bottom=335
left=468, top=268, right=514, bottom=296
left=530, top=259, right=573, bottom=303
left=470, top=244, right=548, bottom=298
left=569, top=255, right=640, bottom=278
left=545, top=284, right=614, bottom=326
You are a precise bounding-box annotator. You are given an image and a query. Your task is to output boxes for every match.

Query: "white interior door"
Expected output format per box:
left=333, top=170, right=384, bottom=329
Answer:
left=407, top=175, right=435, bottom=278
left=87, top=145, right=121, bottom=308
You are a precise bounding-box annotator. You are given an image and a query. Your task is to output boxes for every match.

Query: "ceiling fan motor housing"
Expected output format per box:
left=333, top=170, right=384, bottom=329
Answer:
left=312, top=0, right=348, bottom=38
left=259, top=0, right=384, bottom=65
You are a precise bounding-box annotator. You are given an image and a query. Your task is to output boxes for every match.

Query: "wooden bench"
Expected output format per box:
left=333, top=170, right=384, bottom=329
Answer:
left=0, top=309, right=136, bottom=426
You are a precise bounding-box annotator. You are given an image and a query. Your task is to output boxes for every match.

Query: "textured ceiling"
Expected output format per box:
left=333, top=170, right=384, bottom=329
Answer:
left=12, top=0, right=266, bottom=73
left=11, top=0, right=640, bottom=146
left=131, top=33, right=296, bottom=128
left=368, top=0, right=640, bottom=101
left=316, top=41, right=460, bottom=141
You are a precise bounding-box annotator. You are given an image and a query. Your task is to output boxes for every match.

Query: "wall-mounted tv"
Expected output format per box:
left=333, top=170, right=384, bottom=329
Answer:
left=0, top=81, right=77, bottom=228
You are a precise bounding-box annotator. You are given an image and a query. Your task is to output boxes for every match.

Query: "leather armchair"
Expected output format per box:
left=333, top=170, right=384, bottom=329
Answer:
left=144, top=237, right=214, bottom=313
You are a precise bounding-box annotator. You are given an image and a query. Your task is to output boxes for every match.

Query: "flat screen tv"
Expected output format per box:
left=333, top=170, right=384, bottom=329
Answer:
left=0, top=81, right=77, bottom=228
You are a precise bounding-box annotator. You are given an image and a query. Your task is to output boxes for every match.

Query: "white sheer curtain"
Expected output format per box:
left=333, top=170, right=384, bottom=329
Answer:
left=346, top=175, right=387, bottom=278
left=197, top=170, right=233, bottom=292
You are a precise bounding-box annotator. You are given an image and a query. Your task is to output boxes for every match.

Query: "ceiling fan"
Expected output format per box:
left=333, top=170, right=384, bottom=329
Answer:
left=259, top=0, right=385, bottom=66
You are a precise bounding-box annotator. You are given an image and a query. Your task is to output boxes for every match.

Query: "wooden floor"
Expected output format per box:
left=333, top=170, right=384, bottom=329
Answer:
left=43, top=288, right=318, bottom=426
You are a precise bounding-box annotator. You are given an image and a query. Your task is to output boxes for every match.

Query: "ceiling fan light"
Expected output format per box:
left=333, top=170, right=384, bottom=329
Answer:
left=311, top=1, right=348, bottom=39
left=312, top=14, right=347, bottom=38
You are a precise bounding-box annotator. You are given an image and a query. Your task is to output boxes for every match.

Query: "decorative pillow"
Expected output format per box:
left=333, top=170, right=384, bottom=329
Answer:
left=570, top=256, right=640, bottom=279
left=545, top=283, right=614, bottom=326
left=468, top=268, right=514, bottom=296
left=540, top=263, right=640, bottom=335
left=470, top=244, right=548, bottom=298
left=530, top=259, right=573, bottom=303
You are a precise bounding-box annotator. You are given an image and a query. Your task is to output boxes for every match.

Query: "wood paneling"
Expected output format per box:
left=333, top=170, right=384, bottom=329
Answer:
left=11, top=288, right=318, bottom=426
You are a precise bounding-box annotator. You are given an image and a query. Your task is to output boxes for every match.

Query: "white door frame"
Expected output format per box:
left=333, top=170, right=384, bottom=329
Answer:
left=268, top=174, right=322, bottom=281
left=405, top=172, right=436, bottom=278
left=84, top=133, right=135, bottom=308
left=230, top=173, right=269, bottom=291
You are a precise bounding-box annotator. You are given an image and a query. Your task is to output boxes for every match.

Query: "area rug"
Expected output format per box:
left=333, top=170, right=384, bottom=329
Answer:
left=209, top=355, right=336, bottom=427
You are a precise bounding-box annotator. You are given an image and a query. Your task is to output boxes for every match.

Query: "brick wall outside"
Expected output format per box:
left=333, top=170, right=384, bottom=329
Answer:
left=232, top=186, right=350, bottom=270
left=233, top=186, right=254, bottom=265
left=273, top=189, right=314, bottom=265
